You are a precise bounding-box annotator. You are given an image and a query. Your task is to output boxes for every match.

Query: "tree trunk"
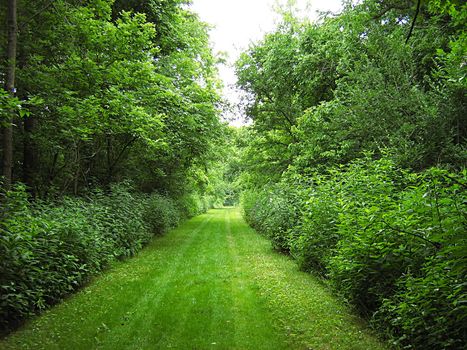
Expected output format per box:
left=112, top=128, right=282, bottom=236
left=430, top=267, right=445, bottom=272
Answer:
left=2, top=0, right=17, bottom=190
left=107, top=134, right=112, bottom=186
left=405, top=0, right=422, bottom=44
left=23, top=117, right=38, bottom=196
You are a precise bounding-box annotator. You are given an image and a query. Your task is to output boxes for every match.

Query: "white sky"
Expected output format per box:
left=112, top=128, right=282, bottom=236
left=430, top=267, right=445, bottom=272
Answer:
left=189, top=0, right=343, bottom=124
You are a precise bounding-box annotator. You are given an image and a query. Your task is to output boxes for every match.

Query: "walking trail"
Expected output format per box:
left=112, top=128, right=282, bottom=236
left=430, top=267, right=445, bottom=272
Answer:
left=1, top=208, right=386, bottom=350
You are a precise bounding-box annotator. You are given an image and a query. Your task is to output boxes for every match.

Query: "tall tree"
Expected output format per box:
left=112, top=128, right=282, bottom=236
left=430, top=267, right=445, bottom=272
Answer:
left=2, top=0, right=17, bottom=190
left=0, top=0, right=223, bottom=197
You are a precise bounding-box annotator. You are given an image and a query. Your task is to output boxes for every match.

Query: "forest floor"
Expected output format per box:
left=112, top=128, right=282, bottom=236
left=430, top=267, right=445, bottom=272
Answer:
left=1, top=208, right=386, bottom=350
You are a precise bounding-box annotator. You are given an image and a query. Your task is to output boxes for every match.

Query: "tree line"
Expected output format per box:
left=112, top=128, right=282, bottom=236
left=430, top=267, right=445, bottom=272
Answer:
left=235, top=0, right=466, bottom=349
left=0, top=0, right=229, bottom=332
left=1, top=0, right=226, bottom=199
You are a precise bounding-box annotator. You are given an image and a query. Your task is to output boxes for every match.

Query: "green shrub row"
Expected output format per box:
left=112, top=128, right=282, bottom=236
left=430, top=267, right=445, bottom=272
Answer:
left=0, top=183, right=207, bottom=333
left=241, top=158, right=466, bottom=349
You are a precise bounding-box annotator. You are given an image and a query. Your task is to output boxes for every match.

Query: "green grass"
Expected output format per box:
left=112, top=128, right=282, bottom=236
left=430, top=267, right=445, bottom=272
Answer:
left=0, top=208, right=387, bottom=349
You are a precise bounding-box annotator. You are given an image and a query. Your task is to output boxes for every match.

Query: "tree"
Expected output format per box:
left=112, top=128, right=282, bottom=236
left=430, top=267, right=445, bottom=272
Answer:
left=2, top=0, right=17, bottom=190
left=1, top=0, right=224, bottom=199
left=236, top=0, right=466, bottom=181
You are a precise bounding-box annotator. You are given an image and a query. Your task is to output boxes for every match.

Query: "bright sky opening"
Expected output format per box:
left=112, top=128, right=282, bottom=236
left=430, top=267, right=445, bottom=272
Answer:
left=189, top=0, right=343, bottom=125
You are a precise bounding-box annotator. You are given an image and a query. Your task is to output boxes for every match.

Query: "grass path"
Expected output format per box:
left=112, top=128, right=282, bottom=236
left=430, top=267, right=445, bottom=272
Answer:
left=1, top=208, right=386, bottom=350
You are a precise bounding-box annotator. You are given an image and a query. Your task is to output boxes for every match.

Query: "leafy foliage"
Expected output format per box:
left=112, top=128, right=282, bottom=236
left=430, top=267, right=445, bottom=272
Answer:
left=0, top=183, right=191, bottom=332
left=0, top=0, right=228, bottom=332
left=236, top=0, right=466, bottom=174
left=236, top=1, right=466, bottom=348
left=1, top=0, right=225, bottom=199
left=241, top=159, right=466, bottom=349
left=242, top=185, right=301, bottom=252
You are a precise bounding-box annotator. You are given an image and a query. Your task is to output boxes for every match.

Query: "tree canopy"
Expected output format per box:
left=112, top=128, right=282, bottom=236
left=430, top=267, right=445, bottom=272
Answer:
left=1, top=0, right=226, bottom=200
left=236, top=1, right=466, bottom=348
left=1, top=0, right=466, bottom=348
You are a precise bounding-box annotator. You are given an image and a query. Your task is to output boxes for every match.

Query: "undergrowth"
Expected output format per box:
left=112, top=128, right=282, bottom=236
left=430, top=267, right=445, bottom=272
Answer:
left=242, top=157, right=467, bottom=349
left=0, top=182, right=208, bottom=333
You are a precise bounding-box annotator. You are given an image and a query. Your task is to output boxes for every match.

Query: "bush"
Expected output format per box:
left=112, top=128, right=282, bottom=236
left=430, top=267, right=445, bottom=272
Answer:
left=240, top=190, right=263, bottom=229
left=175, top=192, right=208, bottom=219
left=288, top=172, right=341, bottom=275
left=242, top=185, right=301, bottom=252
left=373, top=169, right=467, bottom=349
left=143, top=194, right=181, bottom=234
left=0, top=183, right=186, bottom=332
left=327, top=159, right=416, bottom=314
left=241, top=158, right=467, bottom=349
left=375, top=257, right=467, bottom=350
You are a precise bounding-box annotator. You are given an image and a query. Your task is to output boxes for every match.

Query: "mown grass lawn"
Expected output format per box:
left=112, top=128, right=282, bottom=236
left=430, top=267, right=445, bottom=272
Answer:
left=1, top=208, right=386, bottom=349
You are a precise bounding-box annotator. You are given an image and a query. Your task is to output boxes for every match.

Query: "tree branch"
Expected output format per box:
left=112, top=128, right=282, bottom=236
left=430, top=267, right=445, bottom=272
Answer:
left=109, top=135, right=138, bottom=174
left=443, top=174, right=467, bottom=189
left=382, top=218, right=442, bottom=250
left=20, top=0, right=55, bottom=30
left=406, top=0, right=422, bottom=44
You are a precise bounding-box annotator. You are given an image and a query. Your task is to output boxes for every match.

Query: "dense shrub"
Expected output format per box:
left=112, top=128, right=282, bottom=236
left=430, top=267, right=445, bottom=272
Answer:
left=242, top=186, right=301, bottom=252
left=372, top=169, right=467, bottom=349
left=175, top=192, right=210, bottom=219
left=241, top=158, right=466, bottom=349
left=0, top=183, right=186, bottom=332
left=143, top=194, right=181, bottom=235
left=288, top=172, right=341, bottom=275
left=375, top=256, right=467, bottom=349
left=327, top=159, right=417, bottom=314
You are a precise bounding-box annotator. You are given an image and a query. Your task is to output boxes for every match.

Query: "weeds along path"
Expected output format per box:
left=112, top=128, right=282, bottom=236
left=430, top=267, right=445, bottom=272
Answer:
left=1, top=208, right=386, bottom=350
